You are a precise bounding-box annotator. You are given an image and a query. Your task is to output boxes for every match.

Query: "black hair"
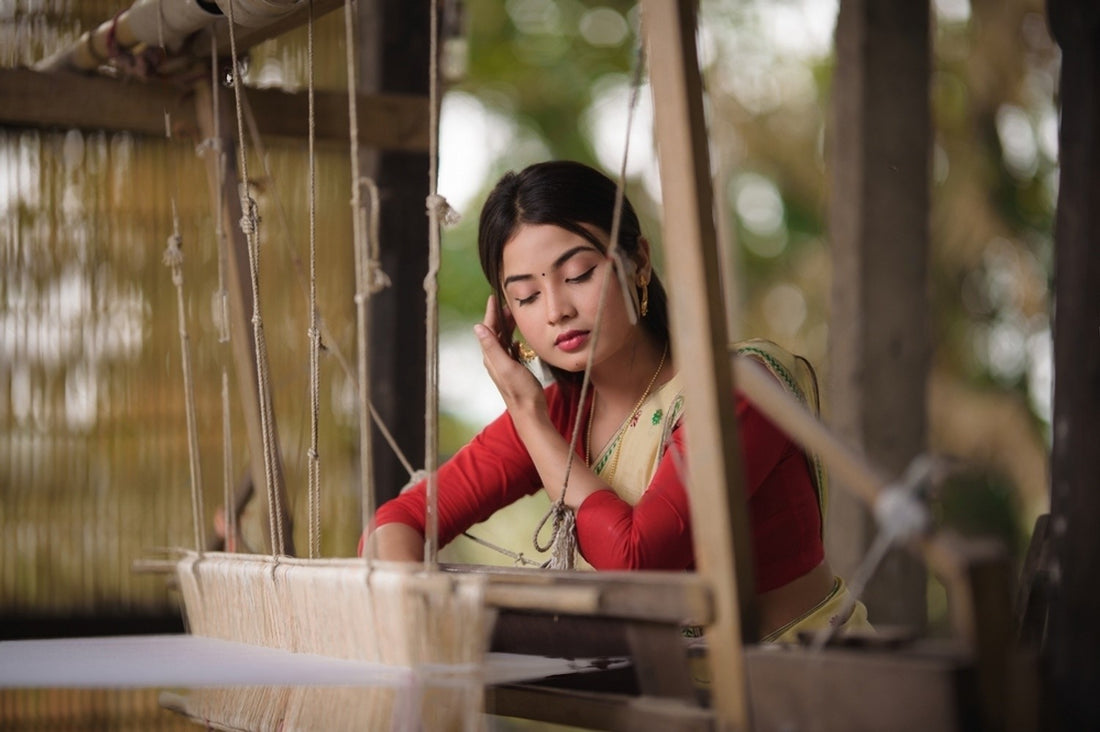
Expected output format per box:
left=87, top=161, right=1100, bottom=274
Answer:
left=478, top=160, right=669, bottom=386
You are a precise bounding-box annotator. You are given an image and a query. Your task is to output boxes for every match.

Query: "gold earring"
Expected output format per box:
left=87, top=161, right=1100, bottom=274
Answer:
left=637, top=273, right=650, bottom=318
left=515, top=342, right=537, bottom=363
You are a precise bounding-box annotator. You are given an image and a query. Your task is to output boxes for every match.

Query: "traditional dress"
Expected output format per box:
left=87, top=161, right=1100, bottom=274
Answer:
left=371, top=339, right=871, bottom=639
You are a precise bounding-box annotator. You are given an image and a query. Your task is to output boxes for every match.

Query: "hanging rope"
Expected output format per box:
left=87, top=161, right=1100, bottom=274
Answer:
left=209, top=38, right=231, bottom=346
left=304, top=0, right=322, bottom=560
left=225, top=0, right=285, bottom=556
left=422, top=0, right=461, bottom=568
left=163, top=229, right=206, bottom=554
left=220, top=13, right=420, bottom=551
left=343, top=0, right=378, bottom=565
left=208, top=31, right=236, bottom=553
left=154, top=5, right=207, bottom=554
left=236, top=90, right=408, bottom=478
left=222, top=370, right=235, bottom=552
left=532, top=20, right=649, bottom=570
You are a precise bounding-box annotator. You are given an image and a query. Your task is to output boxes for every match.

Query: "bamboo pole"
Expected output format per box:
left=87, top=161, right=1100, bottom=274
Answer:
left=642, top=2, right=754, bottom=728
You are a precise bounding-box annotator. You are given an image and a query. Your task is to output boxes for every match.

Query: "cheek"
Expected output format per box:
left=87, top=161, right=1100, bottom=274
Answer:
left=510, top=310, right=541, bottom=341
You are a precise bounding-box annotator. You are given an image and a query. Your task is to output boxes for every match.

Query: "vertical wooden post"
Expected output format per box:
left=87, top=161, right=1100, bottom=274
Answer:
left=193, top=78, right=294, bottom=556
left=643, top=2, right=755, bottom=728
left=1045, top=1, right=1100, bottom=728
left=827, top=0, right=930, bottom=629
left=357, top=0, right=430, bottom=507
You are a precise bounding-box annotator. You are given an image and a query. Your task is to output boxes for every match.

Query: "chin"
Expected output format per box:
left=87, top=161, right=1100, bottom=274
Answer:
left=564, top=357, right=593, bottom=373
left=544, top=354, right=586, bottom=373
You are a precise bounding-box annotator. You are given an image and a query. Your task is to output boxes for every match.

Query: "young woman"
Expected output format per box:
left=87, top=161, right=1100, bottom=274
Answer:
left=364, top=160, right=868, bottom=640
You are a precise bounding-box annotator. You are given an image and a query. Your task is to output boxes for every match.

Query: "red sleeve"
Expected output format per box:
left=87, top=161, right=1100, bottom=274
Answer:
left=575, top=392, right=823, bottom=593
left=367, top=383, right=580, bottom=551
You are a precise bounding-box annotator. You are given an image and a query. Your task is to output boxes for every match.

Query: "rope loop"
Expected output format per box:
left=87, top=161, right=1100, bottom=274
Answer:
left=367, top=258, right=392, bottom=293
left=401, top=469, right=430, bottom=494
left=238, top=192, right=259, bottom=237
left=162, top=234, right=184, bottom=268
left=533, top=499, right=577, bottom=569
left=163, top=234, right=184, bottom=286
left=425, top=193, right=461, bottom=227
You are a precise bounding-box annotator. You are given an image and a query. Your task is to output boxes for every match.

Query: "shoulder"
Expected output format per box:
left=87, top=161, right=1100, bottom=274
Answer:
left=731, top=338, right=819, bottom=413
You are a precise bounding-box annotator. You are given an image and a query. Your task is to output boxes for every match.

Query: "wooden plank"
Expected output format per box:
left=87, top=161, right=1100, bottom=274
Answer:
left=827, top=0, right=931, bottom=629
left=0, top=68, right=428, bottom=151
left=453, top=565, right=713, bottom=624
left=641, top=1, right=754, bottom=728
left=1045, top=2, right=1100, bottom=728
left=743, top=644, right=976, bottom=732
left=923, top=534, right=1014, bottom=731
left=487, top=684, right=716, bottom=732
left=490, top=613, right=633, bottom=658
left=625, top=621, right=699, bottom=700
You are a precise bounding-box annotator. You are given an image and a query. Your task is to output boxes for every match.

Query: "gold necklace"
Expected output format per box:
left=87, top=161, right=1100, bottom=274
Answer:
left=586, top=344, right=668, bottom=485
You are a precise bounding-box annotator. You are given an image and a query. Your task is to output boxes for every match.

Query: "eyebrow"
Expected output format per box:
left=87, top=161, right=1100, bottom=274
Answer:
left=501, top=245, right=599, bottom=288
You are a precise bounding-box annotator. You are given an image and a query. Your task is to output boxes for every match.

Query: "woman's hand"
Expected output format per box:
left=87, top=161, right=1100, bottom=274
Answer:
left=474, top=295, right=546, bottom=416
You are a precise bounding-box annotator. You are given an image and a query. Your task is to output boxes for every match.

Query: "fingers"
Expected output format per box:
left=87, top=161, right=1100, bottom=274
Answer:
left=482, top=294, right=499, bottom=334
left=482, top=294, right=516, bottom=354
left=474, top=320, right=511, bottom=370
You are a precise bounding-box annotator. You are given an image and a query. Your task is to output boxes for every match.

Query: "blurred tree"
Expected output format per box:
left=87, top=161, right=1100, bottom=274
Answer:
left=442, top=0, right=1056, bottom=563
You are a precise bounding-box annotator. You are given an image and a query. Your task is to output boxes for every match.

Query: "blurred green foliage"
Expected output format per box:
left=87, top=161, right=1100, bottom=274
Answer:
left=437, top=0, right=1058, bottom=562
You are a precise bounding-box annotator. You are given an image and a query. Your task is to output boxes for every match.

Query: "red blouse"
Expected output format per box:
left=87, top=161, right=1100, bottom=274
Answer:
left=370, top=381, right=823, bottom=593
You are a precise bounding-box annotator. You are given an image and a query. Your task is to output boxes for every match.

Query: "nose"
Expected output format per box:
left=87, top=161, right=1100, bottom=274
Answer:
left=544, top=283, right=575, bottom=324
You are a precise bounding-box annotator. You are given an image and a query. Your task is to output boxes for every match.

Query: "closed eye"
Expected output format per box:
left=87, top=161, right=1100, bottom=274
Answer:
left=566, top=265, right=597, bottom=284
left=515, top=292, right=539, bottom=306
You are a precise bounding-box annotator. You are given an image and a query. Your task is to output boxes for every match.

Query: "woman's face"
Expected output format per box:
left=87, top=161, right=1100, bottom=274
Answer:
left=500, top=223, right=643, bottom=374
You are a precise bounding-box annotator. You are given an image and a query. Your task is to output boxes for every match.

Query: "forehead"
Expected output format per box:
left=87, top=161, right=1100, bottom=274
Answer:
left=501, top=224, right=603, bottom=276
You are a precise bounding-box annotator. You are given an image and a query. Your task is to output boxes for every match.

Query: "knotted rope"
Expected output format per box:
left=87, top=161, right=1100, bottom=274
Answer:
left=421, top=0, right=457, bottom=568
left=342, top=0, right=379, bottom=565
left=154, top=18, right=207, bottom=554
left=305, top=0, right=322, bottom=559
left=531, top=21, right=649, bottom=570
left=163, top=231, right=206, bottom=554
left=226, top=0, right=285, bottom=556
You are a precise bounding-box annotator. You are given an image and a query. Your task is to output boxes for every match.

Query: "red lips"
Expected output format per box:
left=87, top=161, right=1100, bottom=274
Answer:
left=554, top=330, right=590, bottom=352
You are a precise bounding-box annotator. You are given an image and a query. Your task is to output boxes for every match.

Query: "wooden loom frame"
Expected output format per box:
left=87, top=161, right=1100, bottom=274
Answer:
left=7, top=2, right=1043, bottom=730
left=475, top=4, right=1032, bottom=730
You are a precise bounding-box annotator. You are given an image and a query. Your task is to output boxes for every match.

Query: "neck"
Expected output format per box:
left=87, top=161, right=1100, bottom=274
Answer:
left=589, top=337, right=670, bottom=416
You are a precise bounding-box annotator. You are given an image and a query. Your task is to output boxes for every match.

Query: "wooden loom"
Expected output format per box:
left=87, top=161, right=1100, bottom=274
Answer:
left=21, top=2, right=1042, bottom=731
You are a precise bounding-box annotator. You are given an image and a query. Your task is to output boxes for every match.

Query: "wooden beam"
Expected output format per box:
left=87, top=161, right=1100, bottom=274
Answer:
left=201, top=0, right=347, bottom=57
left=1045, top=1, right=1100, bottom=728
left=641, top=1, right=755, bottom=729
left=744, top=644, right=976, bottom=732
left=827, top=0, right=931, bottom=629
left=487, top=685, right=716, bottom=732
left=356, top=0, right=430, bottom=509
left=461, top=565, right=713, bottom=624
left=0, top=68, right=428, bottom=152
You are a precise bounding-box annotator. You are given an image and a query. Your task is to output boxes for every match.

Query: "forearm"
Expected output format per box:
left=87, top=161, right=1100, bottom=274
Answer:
left=509, top=403, right=609, bottom=510
left=364, top=522, right=424, bottom=562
